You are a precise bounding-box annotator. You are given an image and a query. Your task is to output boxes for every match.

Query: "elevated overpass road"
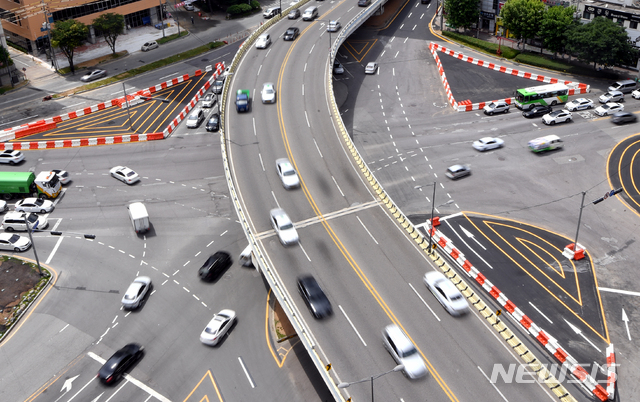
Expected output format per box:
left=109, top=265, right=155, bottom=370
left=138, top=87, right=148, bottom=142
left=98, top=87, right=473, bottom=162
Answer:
left=227, top=2, right=560, bottom=402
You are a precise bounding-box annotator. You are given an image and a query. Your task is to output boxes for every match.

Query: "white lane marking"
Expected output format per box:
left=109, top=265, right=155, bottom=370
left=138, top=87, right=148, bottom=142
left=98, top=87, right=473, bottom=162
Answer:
left=598, top=287, right=640, bottom=297
left=183, top=287, right=190, bottom=293
left=299, top=243, right=311, bottom=261
left=65, top=375, right=97, bottom=402
left=59, top=323, right=69, bottom=333
left=528, top=302, right=553, bottom=324
left=309, top=44, right=315, bottom=54
left=331, top=176, right=344, bottom=196
left=0, top=95, right=36, bottom=105
left=220, top=230, right=228, bottom=236
left=112, top=315, right=118, bottom=324
left=444, top=221, right=494, bottom=269
left=62, top=102, right=86, bottom=110
left=477, top=366, right=509, bottom=402
left=302, top=83, right=304, bottom=96
left=313, top=138, right=323, bottom=157
left=409, top=283, right=440, bottom=321
left=305, top=110, right=310, bottom=127
left=357, top=216, right=378, bottom=244
left=257, top=64, right=262, bottom=76
left=45, top=235, right=64, bottom=264
left=238, top=357, right=255, bottom=388
left=259, top=153, right=265, bottom=171
left=304, top=62, right=307, bottom=72
left=404, top=37, right=409, bottom=43
left=104, top=379, right=129, bottom=402
left=207, top=240, right=214, bottom=247
left=271, top=191, right=280, bottom=208
left=265, top=48, right=271, bottom=58
left=412, top=24, right=417, bottom=31
left=339, top=305, right=367, bottom=346
left=159, top=72, right=179, bottom=80
left=253, top=117, right=257, bottom=136
left=390, top=36, right=395, bottom=42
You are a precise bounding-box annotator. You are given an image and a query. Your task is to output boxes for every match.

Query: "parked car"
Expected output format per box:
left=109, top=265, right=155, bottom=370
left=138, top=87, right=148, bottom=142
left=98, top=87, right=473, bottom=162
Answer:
left=594, top=103, right=624, bottom=117
left=565, top=98, right=594, bottom=111
left=270, top=208, right=299, bottom=246
left=599, top=91, right=624, bottom=103
left=141, top=41, right=158, bottom=51
left=202, top=93, right=216, bottom=108
left=212, top=79, right=225, bottom=94
left=121, top=276, right=151, bottom=309
left=198, top=251, right=232, bottom=281
left=297, top=275, right=332, bottom=318
left=283, top=27, right=300, bottom=41
left=423, top=271, right=469, bottom=316
left=186, top=108, right=205, bottom=128
left=80, top=69, right=107, bottom=82
left=522, top=105, right=552, bottom=118
left=611, top=111, right=637, bottom=124
left=327, top=20, right=341, bottom=32
left=2, top=211, right=48, bottom=231
left=276, top=158, right=300, bottom=189
left=255, top=34, right=271, bottom=49
left=0, top=150, right=24, bottom=165
left=15, top=198, right=54, bottom=213
left=0, top=233, right=30, bottom=252
left=365, top=62, right=378, bottom=74
left=51, top=169, right=70, bottom=184
left=542, top=110, right=572, bottom=125
left=632, top=89, right=640, bottom=99
left=382, top=324, right=427, bottom=379
left=200, top=309, right=237, bottom=345
left=333, top=60, right=344, bottom=75
left=472, top=137, right=504, bottom=151
left=110, top=166, right=140, bottom=185
left=206, top=114, right=220, bottom=132
left=154, top=22, right=169, bottom=29
left=445, top=164, right=471, bottom=180
left=261, top=82, right=277, bottom=104
left=97, top=343, right=144, bottom=385
left=184, top=2, right=194, bottom=11
left=288, top=8, right=300, bottom=19
left=483, top=101, right=509, bottom=115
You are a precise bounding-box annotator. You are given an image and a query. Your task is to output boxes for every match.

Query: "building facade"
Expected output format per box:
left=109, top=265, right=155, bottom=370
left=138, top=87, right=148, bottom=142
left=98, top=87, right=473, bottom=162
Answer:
left=0, top=0, right=164, bottom=56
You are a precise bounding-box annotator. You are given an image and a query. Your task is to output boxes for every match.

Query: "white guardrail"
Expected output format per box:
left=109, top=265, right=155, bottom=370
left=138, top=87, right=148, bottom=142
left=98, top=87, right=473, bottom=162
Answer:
left=218, top=1, right=389, bottom=401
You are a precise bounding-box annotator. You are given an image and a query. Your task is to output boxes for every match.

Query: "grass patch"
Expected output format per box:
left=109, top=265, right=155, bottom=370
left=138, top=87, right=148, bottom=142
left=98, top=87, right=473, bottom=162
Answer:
left=58, top=51, right=129, bottom=75
left=53, top=41, right=225, bottom=98
left=157, top=30, right=189, bottom=44
left=441, top=31, right=520, bottom=59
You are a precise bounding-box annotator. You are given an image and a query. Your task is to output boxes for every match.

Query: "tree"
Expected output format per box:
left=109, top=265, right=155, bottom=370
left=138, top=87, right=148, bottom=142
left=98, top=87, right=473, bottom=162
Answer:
left=50, top=19, right=88, bottom=74
left=566, top=16, right=639, bottom=68
left=500, top=0, right=545, bottom=43
left=444, top=0, right=479, bottom=30
left=0, top=45, right=11, bottom=68
left=93, top=13, right=125, bottom=56
left=539, top=6, right=576, bottom=57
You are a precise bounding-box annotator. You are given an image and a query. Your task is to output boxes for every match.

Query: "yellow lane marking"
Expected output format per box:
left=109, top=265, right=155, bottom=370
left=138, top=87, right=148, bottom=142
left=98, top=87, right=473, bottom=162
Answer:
left=275, top=13, right=459, bottom=402
left=265, top=289, right=296, bottom=367
left=182, top=370, right=224, bottom=402
left=376, top=0, right=415, bottom=31
left=607, top=134, right=640, bottom=221
left=462, top=212, right=610, bottom=343
left=342, top=39, right=378, bottom=63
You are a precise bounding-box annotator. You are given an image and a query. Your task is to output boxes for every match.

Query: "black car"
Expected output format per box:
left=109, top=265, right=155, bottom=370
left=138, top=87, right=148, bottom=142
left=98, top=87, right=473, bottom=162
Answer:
left=358, top=0, right=371, bottom=6
left=283, top=27, right=299, bottom=41
left=206, top=114, right=220, bottom=132
left=611, top=111, right=637, bottom=124
left=97, top=343, right=144, bottom=385
left=212, top=79, right=225, bottom=94
left=198, top=251, right=232, bottom=281
left=297, top=275, right=332, bottom=319
left=522, top=105, right=552, bottom=118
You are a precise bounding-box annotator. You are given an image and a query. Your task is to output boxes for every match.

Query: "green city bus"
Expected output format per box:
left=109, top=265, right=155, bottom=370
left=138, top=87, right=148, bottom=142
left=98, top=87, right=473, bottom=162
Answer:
left=515, top=83, right=569, bottom=110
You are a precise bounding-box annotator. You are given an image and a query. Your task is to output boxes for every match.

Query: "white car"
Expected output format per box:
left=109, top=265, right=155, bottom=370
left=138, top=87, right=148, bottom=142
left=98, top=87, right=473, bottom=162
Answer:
left=15, top=198, right=54, bottom=213
left=565, top=98, right=594, bottom=111
left=382, top=324, right=427, bottom=379
left=2, top=211, right=48, bottom=231
left=365, top=62, right=378, bottom=74
left=255, top=34, right=271, bottom=49
left=542, top=110, right=572, bottom=125
left=270, top=208, right=299, bottom=246
left=110, top=166, right=140, bottom=185
left=141, top=41, right=158, bottom=51
left=445, top=164, right=471, bottom=180
left=483, top=101, right=509, bottom=115
left=327, top=20, right=341, bottom=32
left=80, top=69, right=107, bottom=82
left=186, top=108, right=205, bottom=128
left=599, top=91, right=624, bottom=103
left=202, top=93, right=216, bottom=108
left=0, top=150, right=24, bottom=165
left=472, top=137, right=504, bottom=151
left=632, top=89, right=640, bottom=99
left=51, top=169, right=70, bottom=185
left=0, top=233, right=31, bottom=252
left=184, top=2, right=194, bottom=10
left=261, top=82, right=276, bottom=104
left=594, top=102, right=624, bottom=116
left=423, top=271, right=469, bottom=316
left=121, top=276, right=152, bottom=310
left=200, top=309, right=237, bottom=346
left=276, top=158, right=300, bottom=189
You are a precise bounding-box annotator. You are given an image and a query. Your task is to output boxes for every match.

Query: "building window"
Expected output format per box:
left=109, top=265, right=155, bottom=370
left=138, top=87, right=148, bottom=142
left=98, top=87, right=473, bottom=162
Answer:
left=582, top=11, right=591, bottom=20
left=631, top=21, right=638, bottom=29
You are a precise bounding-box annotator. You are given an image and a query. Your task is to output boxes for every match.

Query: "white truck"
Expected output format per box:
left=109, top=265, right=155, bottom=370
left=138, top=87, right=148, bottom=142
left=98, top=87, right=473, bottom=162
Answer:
left=127, top=202, right=150, bottom=234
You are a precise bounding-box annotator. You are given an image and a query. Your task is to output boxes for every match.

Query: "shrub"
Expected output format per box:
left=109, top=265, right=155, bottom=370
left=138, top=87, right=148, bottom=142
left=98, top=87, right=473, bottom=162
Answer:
left=238, top=3, right=252, bottom=12
left=441, top=31, right=520, bottom=59
left=227, top=5, right=243, bottom=14
left=250, top=0, right=260, bottom=9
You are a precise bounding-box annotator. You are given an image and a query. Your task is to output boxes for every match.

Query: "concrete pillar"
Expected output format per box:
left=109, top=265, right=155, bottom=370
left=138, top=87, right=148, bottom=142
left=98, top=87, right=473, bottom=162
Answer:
left=150, top=7, right=160, bottom=24
left=88, top=25, right=96, bottom=44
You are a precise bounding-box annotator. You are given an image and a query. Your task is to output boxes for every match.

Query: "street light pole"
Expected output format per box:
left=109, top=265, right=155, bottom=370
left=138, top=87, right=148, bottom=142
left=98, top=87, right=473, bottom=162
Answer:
left=338, top=364, right=404, bottom=402
left=23, top=216, right=42, bottom=276
left=159, top=0, right=166, bottom=38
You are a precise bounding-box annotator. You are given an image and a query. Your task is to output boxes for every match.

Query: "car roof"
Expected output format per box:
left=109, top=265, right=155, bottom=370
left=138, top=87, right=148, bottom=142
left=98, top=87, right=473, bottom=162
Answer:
left=383, top=324, right=413, bottom=351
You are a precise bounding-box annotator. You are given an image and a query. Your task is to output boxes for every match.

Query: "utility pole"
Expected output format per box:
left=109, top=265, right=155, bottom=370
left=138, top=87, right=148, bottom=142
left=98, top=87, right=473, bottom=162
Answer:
left=41, top=0, right=58, bottom=72
left=159, top=0, right=165, bottom=38
left=175, top=0, right=181, bottom=37
left=24, top=216, right=42, bottom=276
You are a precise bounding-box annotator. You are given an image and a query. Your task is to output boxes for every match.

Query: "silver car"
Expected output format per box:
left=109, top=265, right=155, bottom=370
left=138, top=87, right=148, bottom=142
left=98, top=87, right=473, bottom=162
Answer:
left=382, top=324, right=427, bottom=379
left=255, top=34, right=271, bottom=49
left=200, top=309, right=237, bottom=345
left=121, top=276, right=152, bottom=309
left=15, top=198, right=54, bottom=214
left=141, top=41, right=158, bottom=51
left=445, top=164, right=471, bottom=180
left=276, top=158, right=300, bottom=189
left=365, top=62, right=378, bottom=74
left=186, top=108, right=205, bottom=128
left=270, top=208, right=299, bottom=246
left=327, top=20, right=341, bottom=32
left=423, top=271, right=469, bottom=316
left=202, top=93, right=216, bottom=108
left=81, top=69, right=107, bottom=82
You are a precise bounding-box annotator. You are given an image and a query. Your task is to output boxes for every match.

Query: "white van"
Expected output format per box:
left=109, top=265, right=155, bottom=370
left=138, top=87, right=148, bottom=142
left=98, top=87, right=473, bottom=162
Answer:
left=302, top=6, right=318, bottom=21
left=128, top=202, right=150, bottom=234
left=528, top=135, right=563, bottom=153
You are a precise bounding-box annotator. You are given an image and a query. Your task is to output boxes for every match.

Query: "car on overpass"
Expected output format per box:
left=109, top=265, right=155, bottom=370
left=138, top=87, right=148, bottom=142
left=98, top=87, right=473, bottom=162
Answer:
left=297, top=275, right=332, bottom=318
left=270, top=208, right=299, bottom=246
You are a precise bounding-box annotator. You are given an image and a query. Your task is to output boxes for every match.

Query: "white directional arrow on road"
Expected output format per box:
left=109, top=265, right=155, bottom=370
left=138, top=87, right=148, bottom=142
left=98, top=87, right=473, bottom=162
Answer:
left=460, top=225, right=486, bottom=250
left=623, top=308, right=632, bottom=341
left=564, top=319, right=602, bottom=352
left=90, top=392, right=104, bottom=402
left=60, top=375, right=79, bottom=393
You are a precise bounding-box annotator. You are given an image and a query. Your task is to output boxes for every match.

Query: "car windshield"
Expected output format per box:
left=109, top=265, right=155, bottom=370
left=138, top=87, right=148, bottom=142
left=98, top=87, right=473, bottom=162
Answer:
left=283, top=170, right=295, bottom=176
left=34, top=199, right=43, bottom=206
left=280, top=222, right=294, bottom=230
left=399, top=346, right=417, bottom=358
left=602, top=105, right=611, bottom=110
left=264, top=88, right=274, bottom=94
left=27, top=214, right=38, bottom=224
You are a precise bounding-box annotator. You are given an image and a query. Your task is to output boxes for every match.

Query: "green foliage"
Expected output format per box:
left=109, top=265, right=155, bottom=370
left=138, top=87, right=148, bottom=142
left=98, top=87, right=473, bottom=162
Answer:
left=250, top=0, right=260, bottom=9
left=92, top=13, right=125, bottom=55
left=7, top=42, right=27, bottom=53
left=441, top=31, right=521, bottom=59
left=156, top=30, right=189, bottom=44
left=500, top=0, right=545, bottom=41
left=227, top=4, right=243, bottom=14
left=238, top=3, right=252, bottom=12
left=444, top=0, right=480, bottom=30
left=566, top=16, right=639, bottom=68
left=50, top=19, right=89, bottom=73
left=539, top=6, right=576, bottom=54
left=0, top=45, right=11, bottom=68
